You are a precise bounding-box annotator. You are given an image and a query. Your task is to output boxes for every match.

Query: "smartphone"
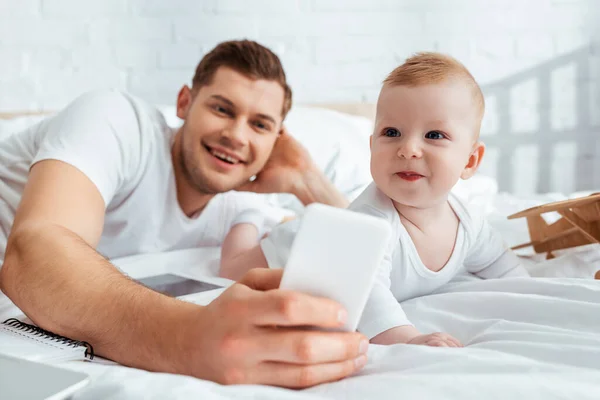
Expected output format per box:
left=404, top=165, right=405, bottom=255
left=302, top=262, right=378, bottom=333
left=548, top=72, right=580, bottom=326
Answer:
left=279, top=203, right=392, bottom=332
left=138, top=273, right=223, bottom=298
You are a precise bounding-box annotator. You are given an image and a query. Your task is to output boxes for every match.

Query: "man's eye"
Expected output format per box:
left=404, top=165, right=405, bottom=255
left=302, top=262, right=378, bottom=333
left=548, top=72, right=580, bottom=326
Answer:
left=254, top=121, right=267, bottom=130
left=425, top=131, right=445, bottom=140
left=214, top=105, right=230, bottom=115
left=384, top=128, right=400, bottom=137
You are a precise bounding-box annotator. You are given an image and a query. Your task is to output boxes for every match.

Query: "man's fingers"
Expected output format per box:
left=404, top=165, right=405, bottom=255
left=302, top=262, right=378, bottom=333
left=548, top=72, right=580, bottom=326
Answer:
left=255, top=328, right=368, bottom=365
left=253, top=357, right=367, bottom=389
left=238, top=268, right=283, bottom=291
left=248, top=289, right=346, bottom=328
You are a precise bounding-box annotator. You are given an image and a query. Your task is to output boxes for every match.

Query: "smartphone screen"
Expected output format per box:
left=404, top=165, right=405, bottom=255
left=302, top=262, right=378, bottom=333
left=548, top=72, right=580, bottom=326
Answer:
left=137, top=273, right=222, bottom=297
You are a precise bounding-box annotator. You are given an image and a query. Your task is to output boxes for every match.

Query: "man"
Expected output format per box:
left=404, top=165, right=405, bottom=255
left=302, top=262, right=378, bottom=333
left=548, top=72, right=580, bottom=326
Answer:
left=0, top=40, right=368, bottom=387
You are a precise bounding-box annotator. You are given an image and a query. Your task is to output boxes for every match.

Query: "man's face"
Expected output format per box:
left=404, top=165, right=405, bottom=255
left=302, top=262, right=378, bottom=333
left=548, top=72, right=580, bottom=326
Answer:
left=176, top=67, right=285, bottom=194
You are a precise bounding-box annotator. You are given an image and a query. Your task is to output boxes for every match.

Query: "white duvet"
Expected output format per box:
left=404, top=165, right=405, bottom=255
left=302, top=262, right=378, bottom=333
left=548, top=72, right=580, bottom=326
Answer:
left=64, top=273, right=600, bottom=400
left=61, top=184, right=600, bottom=399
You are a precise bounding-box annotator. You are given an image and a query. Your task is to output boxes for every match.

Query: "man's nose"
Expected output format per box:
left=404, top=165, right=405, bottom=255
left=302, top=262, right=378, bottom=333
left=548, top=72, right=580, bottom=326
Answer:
left=220, top=120, right=247, bottom=148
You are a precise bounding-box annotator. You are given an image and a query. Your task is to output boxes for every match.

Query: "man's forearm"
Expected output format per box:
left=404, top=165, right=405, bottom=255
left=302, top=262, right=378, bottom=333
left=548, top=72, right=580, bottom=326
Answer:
left=293, top=168, right=349, bottom=208
left=0, top=224, right=199, bottom=372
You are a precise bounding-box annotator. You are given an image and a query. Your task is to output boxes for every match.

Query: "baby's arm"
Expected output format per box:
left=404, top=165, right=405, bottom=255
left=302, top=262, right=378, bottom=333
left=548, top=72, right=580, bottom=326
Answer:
left=219, top=211, right=300, bottom=280
left=372, top=326, right=462, bottom=347
left=358, top=251, right=463, bottom=347
left=465, top=217, right=529, bottom=279
left=219, top=223, right=269, bottom=281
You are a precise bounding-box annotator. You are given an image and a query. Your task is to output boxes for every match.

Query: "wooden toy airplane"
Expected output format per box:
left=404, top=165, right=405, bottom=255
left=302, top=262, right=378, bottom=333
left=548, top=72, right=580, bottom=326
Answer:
left=507, top=193, right=600, bottom=279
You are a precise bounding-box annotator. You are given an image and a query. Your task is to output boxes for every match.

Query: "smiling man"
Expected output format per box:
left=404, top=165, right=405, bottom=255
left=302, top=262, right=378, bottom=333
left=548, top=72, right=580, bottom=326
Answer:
left=0, top=40, right=367, bottom=387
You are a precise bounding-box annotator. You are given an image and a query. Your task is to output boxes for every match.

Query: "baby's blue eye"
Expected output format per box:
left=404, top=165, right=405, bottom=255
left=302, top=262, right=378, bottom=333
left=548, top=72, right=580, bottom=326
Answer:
left=384, top=128, right=400, bottom=137
left=425, top=131, right=444, bottom=140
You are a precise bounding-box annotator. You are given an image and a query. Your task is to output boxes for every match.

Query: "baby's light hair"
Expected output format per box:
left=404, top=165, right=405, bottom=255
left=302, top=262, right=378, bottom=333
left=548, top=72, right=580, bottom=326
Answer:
left=383, top=52, right=485, bottom=119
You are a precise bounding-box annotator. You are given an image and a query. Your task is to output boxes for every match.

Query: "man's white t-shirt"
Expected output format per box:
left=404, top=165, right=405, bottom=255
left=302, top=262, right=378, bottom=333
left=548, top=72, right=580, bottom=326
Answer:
left=261, top=182, right=528, bottom=339
left=0, top=90, right=285, bottom=314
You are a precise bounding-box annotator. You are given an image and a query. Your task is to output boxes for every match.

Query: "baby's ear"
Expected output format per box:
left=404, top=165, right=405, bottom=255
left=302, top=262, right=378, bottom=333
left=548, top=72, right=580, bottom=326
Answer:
left=460, top=142, right=485, bottom=180
left=369, top=134, right=373, bottom=149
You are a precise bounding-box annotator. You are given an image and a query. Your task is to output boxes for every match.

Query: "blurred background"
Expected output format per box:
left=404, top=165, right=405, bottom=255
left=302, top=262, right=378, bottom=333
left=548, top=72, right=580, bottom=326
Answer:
left=1, top=0, right=600, bottom=194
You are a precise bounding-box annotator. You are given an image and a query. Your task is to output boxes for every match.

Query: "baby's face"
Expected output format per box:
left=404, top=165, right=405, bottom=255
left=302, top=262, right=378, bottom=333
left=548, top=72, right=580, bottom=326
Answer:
left=370, top=80, right=482, bottom=209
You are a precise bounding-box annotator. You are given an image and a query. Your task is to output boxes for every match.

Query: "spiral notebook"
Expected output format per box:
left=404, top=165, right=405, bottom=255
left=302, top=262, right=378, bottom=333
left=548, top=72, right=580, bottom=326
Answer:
left=0, top=318, right=94, bottom=363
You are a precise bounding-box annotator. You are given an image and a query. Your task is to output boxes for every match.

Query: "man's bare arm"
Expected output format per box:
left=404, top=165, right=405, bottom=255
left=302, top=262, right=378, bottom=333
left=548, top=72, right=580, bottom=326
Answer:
left=0, top=160, right=194, bottom=370
left=0, top=160, right=367, bottom=386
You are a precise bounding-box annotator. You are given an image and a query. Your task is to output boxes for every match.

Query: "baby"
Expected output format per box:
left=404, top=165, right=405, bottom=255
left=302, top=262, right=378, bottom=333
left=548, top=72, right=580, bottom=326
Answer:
left=220, top=52, right=529, bottom=347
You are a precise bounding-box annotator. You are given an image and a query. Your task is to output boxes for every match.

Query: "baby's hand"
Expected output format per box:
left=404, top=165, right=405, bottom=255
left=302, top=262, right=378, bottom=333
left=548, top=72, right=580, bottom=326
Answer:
left=407, top=332, right=463, bottom=348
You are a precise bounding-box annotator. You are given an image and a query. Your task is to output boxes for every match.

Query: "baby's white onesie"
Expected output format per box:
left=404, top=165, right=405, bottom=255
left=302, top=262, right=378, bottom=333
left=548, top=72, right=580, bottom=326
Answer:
left=261, top=182, right=528, bottom=339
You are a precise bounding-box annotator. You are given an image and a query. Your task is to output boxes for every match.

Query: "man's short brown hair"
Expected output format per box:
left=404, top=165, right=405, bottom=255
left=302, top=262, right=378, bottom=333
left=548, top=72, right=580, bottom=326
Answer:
left=192, top=40, right=292, bottom=118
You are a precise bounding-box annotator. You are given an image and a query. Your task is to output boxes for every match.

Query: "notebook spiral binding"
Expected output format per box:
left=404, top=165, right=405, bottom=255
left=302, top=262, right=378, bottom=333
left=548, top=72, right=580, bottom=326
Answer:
left=3, top=318, right=94, bottom=360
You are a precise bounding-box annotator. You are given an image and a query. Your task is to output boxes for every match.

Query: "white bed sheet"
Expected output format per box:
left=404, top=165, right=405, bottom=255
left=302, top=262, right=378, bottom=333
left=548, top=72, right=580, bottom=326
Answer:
left=60, top=259, right=600, bottom=400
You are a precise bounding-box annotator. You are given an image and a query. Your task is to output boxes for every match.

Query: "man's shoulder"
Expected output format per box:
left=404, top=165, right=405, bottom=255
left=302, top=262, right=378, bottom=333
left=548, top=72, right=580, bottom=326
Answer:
left=33, top=90, right=172, bottom=201
left=69, top=89, right=136, bottom=114
left=70, top=89, right=172, bottom=152
left=66, top=89, right=165, bottom=127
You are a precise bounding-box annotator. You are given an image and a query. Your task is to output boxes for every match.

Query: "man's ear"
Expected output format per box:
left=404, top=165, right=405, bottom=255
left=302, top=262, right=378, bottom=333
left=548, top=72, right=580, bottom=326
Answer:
left=369, top=134, right=373, bottom=150
left=176, top=85, right=194, bottom=120
left=460, top=141, right=485, bottom=180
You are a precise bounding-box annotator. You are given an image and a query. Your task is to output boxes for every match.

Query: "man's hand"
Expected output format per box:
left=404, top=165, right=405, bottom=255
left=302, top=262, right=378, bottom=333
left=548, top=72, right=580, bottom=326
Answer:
left=238, top=128, right=312, bottom=195
left=186, top=269, right=369, bottom=388
left=239, top=128, right=348, bottom=208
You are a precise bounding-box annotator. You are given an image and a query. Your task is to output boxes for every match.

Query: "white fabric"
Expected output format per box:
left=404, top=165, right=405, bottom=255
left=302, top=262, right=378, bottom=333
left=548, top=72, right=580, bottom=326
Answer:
left=230, top=208, right=286, bottom=239
left=0, top=90, right=285, bottom=316
left=27, top=248, right=597, bottom=400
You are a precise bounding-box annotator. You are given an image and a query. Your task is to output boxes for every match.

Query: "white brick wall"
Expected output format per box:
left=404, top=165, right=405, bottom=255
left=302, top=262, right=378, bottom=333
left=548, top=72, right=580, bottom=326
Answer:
left=0, top=0, right=595, bottom=108
left=1, top=0, right=600, bottom=193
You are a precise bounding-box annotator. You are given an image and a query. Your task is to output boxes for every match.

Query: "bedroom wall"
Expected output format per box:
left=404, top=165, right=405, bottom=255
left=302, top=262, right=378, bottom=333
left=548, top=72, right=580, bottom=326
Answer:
left=1, top=0, right=600, bottom=194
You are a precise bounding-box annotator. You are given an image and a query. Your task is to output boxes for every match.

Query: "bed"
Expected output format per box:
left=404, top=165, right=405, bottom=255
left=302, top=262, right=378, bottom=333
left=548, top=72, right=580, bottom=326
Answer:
left=1, top=103, right=600, bottom=399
